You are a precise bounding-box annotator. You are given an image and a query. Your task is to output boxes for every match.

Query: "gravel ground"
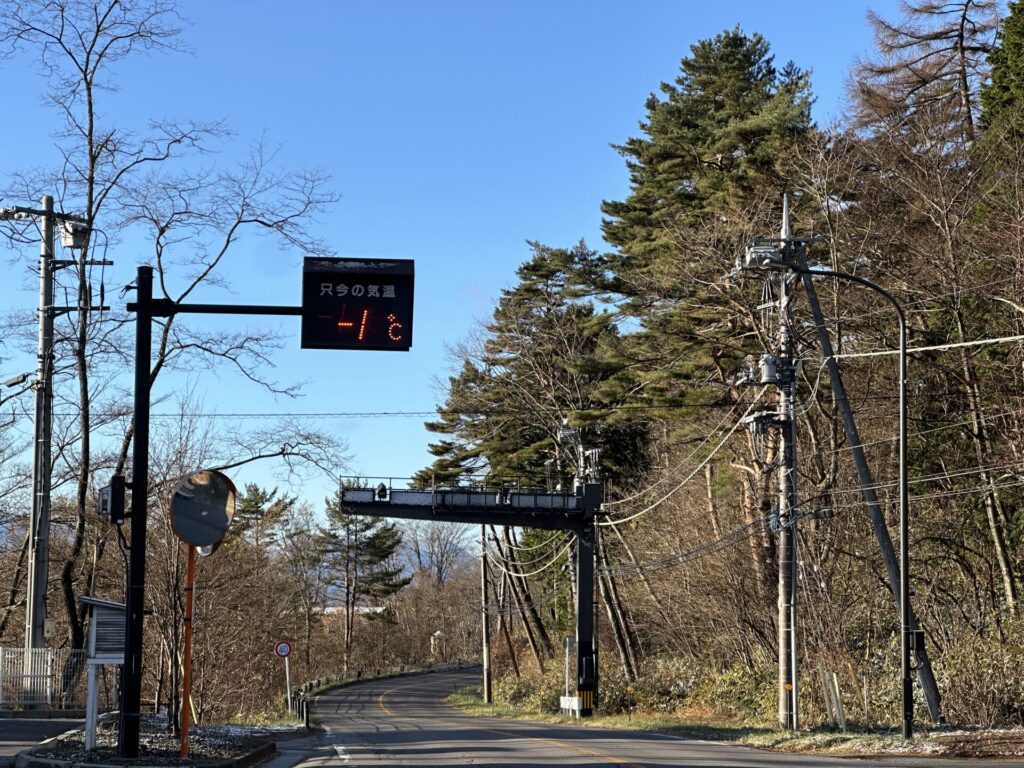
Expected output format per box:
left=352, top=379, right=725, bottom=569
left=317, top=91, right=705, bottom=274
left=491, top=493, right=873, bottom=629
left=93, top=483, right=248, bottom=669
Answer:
left=32, top=715, right=304, bottom=766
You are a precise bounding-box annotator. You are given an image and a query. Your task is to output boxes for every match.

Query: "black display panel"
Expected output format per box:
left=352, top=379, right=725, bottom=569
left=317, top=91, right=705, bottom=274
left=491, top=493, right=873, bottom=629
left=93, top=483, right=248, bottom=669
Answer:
left=301, top=257, right=414, bottom=351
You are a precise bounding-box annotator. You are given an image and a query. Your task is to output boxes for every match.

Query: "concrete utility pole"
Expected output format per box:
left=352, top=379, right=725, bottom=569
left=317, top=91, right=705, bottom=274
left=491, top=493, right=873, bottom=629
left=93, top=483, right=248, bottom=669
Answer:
left=744, top=193, right=942, bottom=736
left=0, top=197, right=93, bottom=707
left=25, top=195, right=56, bottom=657
left=0, top=197, right=89, bottom=659
left=774, top=270, right=799, bottom=731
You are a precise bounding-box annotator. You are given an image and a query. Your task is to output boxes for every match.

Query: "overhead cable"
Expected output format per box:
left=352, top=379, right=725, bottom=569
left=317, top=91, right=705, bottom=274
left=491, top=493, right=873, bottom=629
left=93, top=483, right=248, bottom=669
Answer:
left=599, top=394, right=767, bottom=527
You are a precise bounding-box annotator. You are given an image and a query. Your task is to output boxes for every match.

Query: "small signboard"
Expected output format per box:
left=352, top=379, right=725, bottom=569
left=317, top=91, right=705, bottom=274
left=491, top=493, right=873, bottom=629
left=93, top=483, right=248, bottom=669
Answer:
left=301, top=257, right=414, bottom=351
left=559, top=695, right=581, bottom=715
left=275, top=641, right=292, bottom=658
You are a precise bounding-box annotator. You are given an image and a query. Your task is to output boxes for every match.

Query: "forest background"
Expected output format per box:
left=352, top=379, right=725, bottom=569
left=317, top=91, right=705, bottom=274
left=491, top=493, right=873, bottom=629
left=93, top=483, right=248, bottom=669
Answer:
left=3, top=0, right=1024, bottom=732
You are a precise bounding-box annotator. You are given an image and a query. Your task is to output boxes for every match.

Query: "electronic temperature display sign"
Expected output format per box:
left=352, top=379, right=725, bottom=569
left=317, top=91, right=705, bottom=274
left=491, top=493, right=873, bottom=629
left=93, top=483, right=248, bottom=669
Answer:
left=301, top=257, right=414, bottom=351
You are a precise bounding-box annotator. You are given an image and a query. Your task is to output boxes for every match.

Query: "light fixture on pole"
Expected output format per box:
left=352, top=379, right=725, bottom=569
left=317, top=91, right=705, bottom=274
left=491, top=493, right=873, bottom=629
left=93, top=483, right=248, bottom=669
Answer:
left=743, top=237, right=914, bottom=738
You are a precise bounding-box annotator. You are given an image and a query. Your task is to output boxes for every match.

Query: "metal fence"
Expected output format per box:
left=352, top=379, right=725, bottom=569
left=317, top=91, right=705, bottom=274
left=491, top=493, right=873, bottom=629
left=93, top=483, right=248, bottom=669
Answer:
left=0, top=647, right=106, bottom=710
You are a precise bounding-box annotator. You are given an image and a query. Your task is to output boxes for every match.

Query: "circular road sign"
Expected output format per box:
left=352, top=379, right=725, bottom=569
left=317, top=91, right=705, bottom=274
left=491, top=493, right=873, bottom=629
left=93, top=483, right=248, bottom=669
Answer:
left=170, top=470, right=237, bottom=548
left=275, top=641, right=292, bottom=658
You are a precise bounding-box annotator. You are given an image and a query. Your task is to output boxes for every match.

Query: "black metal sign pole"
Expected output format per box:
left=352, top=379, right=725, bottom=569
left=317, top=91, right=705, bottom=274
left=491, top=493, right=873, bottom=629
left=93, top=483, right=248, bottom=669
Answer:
left=575, top=483, right=599, bottom=717
left=119, top=284, right=304, bottom=755
left=116, top=257, right=410, bottom=755
left=119, top=266, right=152, bottom=757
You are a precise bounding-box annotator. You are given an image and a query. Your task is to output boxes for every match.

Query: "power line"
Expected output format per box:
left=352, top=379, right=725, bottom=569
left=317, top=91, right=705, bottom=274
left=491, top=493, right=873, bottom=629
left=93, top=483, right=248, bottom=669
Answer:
left=1, top=400, right=772, bottom=423
left=489, top=533, right=571, bottom=567
left=599, top=396, right=765, bottom=527
left=832, top=332, right=1024, bottom=361
left=485, top=541, right=573, bottom=579
left=603, top=390, right=765, bottom=508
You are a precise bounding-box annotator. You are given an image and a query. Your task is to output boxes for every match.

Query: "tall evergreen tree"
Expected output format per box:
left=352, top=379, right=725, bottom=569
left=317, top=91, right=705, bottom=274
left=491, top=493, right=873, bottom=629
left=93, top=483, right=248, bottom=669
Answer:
left=417, top=241, right=648, bottom=487
left=319, top=484, right=410, bottom=672
left=569, top=28, right=812, bottom=424
left=601, top=27, right=811, bottom=290
left=981, top=0, right=1024, bottom=131
left=231, top=483, right=296, bottom=552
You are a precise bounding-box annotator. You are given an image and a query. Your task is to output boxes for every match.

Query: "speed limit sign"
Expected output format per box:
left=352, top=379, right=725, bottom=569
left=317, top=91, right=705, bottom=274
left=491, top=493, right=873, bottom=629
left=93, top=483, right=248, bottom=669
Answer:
left=275, top=641, right=292, bottom=658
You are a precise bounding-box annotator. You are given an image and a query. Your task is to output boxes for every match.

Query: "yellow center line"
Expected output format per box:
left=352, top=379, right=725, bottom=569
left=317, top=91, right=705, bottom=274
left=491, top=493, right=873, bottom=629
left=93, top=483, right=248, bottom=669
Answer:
left=376, top=687, right=395, bottom=716
left=373, top=680, right=644, bottom=767
left=478, top=725, right=644, bottom=767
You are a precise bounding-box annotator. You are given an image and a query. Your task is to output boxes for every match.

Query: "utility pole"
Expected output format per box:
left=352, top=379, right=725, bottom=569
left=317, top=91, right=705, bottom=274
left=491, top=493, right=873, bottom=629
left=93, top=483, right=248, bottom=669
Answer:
left=774, top=278, right=798, bottom=733
left=781, top=201, right=799, bottom=731
left=744, top=196, right=801, bottom=731
left=25, top=195, right=56, bottom=659
left=774, top=271, right=799, bottom=731
left=743, top=193, right=942, bottom=733
left=480, top=524, right=492, bottom=704
left=1, top=198, right=90, bottom=698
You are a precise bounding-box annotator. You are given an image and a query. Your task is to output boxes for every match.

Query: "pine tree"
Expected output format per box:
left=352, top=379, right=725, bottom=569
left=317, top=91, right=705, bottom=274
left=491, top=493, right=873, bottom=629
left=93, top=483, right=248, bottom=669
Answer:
left=570, top=28, right=812, bottom=425
left=319, top=484, right=410, bottom=672
left=601, top=26, right=811, bottom=292
left=981, top=0, right=1024, bottom=131
left=416, top=242, right=648, bottom=487
left=231, top=483, right=295, bottom=552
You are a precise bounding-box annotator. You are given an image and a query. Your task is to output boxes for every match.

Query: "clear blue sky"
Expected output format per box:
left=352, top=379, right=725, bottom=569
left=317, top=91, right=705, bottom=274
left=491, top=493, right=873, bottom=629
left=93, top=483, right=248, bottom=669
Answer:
left=0, top=0, right=904, bottom=508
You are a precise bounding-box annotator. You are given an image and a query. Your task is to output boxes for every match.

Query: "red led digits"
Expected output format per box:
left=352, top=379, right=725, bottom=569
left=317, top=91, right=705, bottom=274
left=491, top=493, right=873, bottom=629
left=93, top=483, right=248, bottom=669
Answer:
left=338, top=308, right=390, bottom=343
left=357, top=309, right=369, bottom=341
left=337, top=307, right=370, bottom=340
left=387, top=313, right=403, bottom=342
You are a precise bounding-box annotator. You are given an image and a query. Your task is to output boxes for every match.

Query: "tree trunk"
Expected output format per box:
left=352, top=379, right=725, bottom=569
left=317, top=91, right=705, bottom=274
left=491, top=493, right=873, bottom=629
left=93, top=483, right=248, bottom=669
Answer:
left=0, top=531, right=29, bottom=637
left=596, top=528, right=637, bottom=681
left=506, top=529, right=554, bottom=653
left=953, top=312, right=1018, bottom=614
left=496, top=573, right=520, bottom=679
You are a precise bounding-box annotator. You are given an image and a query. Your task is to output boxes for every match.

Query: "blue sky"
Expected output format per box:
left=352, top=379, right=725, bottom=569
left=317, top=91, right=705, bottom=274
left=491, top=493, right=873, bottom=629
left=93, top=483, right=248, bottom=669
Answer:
left=0, top=0, right=904, bottom=508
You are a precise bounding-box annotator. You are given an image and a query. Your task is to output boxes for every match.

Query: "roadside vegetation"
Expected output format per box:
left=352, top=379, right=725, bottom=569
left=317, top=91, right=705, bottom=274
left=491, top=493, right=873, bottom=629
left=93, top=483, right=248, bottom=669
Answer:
left=5, top=0, right=1024, bottom=743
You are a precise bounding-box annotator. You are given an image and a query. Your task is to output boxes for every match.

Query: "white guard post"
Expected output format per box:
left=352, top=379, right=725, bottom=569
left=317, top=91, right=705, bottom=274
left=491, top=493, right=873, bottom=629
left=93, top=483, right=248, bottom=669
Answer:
left=285, top=656, right=292, bottom=713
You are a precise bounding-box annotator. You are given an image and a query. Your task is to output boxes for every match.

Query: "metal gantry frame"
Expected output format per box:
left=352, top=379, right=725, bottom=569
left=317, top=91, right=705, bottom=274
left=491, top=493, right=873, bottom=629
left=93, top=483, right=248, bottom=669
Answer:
left=340, top=481, right=602, bottom=716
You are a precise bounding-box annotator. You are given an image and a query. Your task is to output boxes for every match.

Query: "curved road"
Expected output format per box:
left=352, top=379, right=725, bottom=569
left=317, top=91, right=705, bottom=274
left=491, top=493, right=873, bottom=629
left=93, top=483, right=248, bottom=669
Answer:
left=309, top=668, right=1024, bottom=767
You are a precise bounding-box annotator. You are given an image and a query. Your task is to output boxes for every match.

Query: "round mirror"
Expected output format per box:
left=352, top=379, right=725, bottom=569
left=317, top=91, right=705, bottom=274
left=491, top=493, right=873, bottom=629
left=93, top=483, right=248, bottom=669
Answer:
left=170, top=470, right=236, bottom=547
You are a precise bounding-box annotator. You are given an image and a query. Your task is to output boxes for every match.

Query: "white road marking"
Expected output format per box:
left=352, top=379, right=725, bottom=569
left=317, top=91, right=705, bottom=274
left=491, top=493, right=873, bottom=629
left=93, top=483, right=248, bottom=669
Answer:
left=333, top=744, right=351, bottom=763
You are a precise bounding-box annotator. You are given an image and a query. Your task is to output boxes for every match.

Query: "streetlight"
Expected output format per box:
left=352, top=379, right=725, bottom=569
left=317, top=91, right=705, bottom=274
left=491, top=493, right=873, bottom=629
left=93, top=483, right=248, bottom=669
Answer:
left=744, top=239, right=914, bottom=738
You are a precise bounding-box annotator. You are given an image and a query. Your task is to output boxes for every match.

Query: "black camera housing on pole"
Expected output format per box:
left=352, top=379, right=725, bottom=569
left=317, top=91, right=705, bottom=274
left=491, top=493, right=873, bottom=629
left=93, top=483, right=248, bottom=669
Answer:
left=98, top=475, right=126, bottom=524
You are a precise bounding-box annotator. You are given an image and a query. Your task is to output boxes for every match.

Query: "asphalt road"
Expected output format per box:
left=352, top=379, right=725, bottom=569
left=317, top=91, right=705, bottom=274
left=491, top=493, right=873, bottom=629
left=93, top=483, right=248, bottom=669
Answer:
left=311, top=669, right=1024, bottom=768
left=0, top=719, right=80, bottom=767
